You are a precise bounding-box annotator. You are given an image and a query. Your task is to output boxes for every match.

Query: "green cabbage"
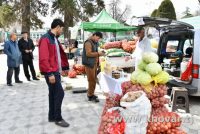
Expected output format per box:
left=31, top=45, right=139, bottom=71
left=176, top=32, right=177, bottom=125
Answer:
left=145, top=63, right=162, bottom=76
left=107, top=52, right=126, bottom=57
left=137, top=60, right=147, bottom=71
left=136, top=71, right=153, bottom=85
left=142, top=52, right=159, bottom=63
left=153, top=71, right=170, bottom=85
left=106, top=48, right=125, bottom=55
left=130, top=69, right=143, bottom=84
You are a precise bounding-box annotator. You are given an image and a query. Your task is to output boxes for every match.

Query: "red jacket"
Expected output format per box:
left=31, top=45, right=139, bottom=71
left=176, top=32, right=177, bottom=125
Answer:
left=38, top=31, right=69, bottom=75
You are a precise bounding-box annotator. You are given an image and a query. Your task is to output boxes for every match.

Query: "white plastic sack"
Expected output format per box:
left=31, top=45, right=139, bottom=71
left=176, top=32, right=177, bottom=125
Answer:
left=120, top=91, right=151, bottom=134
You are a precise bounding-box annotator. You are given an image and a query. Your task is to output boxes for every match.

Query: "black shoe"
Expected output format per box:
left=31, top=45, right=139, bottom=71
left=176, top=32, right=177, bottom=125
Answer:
left=88, top=95, right=99, bottom=103
left=55, top=119, right=70, bottom=127
left=93, top=95, right=98, bottom=99
left=27, top=78, right=31, bottom=81
left=33, top=77, right=40, bottom=80
left=7, top=83, right=13, bottom=86
left=15, top=80, right=23, bottom=83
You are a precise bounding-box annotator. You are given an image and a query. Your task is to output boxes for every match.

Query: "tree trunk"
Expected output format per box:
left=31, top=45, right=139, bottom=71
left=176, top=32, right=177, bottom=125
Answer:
left=64, top=10, right=74, bottom=39
left=64, top=12, right=70, bottom=39
left=21, top=0, right=31, bottom=35
left=0, top=0, right=2, bottom=6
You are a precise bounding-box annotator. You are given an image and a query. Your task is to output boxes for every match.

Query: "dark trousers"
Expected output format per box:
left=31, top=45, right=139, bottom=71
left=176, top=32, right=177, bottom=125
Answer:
left=7, top=67, right=20, bottom=84
left=45, top=74, right=64, bottom=121
left=23, top=59, right=36, bottom=79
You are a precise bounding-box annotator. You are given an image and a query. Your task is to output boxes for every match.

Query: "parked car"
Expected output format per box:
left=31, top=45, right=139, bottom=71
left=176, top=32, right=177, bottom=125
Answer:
left=134, top=17, right=200, bottom=96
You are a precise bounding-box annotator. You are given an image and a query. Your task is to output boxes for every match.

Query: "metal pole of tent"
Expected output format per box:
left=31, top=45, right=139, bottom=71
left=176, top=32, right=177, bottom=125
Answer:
left=83, top=30, right=85, bottom=42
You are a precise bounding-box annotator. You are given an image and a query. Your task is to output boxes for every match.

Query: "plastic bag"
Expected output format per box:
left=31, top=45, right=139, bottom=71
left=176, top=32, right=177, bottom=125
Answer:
left=101, top=93, right=122, bottom=116
left=151, top=96, right=169, bottom=108
left=120, top=91, right=151, bottom=134
left=181, top=57, right=192, bottom=81
left=147, top=112, right=182, bottom=134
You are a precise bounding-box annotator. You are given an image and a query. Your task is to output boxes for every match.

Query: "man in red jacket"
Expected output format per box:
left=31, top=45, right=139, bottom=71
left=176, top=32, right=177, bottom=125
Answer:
left=38, top=19, right=69, bottom=127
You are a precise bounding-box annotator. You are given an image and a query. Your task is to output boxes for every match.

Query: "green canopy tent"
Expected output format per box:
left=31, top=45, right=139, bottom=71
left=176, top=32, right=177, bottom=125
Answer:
left=179, top=16, right=200, bottom=29
left=80, top=9, right=137, bottom=33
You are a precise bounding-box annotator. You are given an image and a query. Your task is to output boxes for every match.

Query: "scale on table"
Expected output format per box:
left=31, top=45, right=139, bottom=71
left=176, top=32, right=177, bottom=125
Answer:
left=162, top=58, right=181, bottom=77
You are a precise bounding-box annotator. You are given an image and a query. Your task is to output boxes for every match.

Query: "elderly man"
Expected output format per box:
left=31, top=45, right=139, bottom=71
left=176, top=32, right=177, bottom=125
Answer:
left=4, top=33, right=23, bottom=86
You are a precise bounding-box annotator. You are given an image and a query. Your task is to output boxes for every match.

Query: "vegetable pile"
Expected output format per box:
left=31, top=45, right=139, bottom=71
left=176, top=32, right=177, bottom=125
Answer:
left=144, top=84, right=168, bottom=100
left=131, top=52, right=169, bottom=89
left=121, top=81, right=143, bottom=95
left=68, top=70, right=77, bottom=78
left=151, top=96, right=169, bottom=108
left=98, top=109, right=125, bottom=134
left=104, top=41, right=122, bottom=49
left=73, top=64, right=85, bottom=75
left=147, top=112, right=182, bottom=134
left=106, top=48, right=125, bottom=55
left=101, top=93, right=122, bottom=116
left=120, top=91, right=142, bottom=102
left=122, top=40, right=136, bottom=53
left=98, top=52, right=186, bottom=134
left=103, top=40, right=136, bottom=54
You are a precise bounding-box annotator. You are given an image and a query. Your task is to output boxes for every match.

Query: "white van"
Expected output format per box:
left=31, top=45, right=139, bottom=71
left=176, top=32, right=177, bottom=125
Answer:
left=133, top=17, right=200, bottom=96
left=0, top=43, right=4, bottom=54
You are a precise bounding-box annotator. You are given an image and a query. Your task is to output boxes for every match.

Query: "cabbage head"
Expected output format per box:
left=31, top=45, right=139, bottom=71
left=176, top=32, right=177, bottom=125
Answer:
left=153, top=71, right=170, bottom=85
left=136, top=71, right=153, bottom=85
left=142, top=52, right=159, bottom=63
left=137, top=60, right=147, bottom=71
left=130, top=69, right=143, bottom=84
left=145, top=63, right=162, bottom=76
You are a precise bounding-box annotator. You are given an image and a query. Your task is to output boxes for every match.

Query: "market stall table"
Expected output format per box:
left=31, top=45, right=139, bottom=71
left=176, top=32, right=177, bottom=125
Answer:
left=97, top=72, right=130, bottom=95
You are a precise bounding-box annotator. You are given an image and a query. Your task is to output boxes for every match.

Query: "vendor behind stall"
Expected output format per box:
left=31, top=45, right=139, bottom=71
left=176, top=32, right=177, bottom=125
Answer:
left=126, top=27, right=152, bottom=69
left=71, top=40, right=80, bottom=57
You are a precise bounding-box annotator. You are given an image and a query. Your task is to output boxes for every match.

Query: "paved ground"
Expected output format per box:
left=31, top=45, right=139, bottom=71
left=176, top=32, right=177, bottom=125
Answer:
left=0, top=76, right=106, bottom=134
left=0, top=48, right=200, bottom=134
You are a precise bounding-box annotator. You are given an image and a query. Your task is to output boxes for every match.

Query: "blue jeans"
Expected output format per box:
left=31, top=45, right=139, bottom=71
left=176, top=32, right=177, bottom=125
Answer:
left=45, top=73, right=64, bottom=121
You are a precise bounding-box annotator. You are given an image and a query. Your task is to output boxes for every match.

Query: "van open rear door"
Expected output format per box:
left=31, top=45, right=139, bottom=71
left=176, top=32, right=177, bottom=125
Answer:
left=132, top=17, right=194, bottom=31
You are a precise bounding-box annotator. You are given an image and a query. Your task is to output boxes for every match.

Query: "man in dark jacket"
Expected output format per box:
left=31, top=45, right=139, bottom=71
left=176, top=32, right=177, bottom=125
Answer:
left=18, top=31, right=39, bottom=81
left=82, top=32, right=105, bottom=102
left=38, top=19, right=69, bottom=127
left=4, top=33, right=23, bottom=86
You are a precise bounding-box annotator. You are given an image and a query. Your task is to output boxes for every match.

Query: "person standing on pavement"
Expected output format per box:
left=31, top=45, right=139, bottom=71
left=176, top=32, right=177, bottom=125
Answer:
left=18, top=31, right=39, bottom=81
left=38, top=19, right=69, bottom=127
left=82, top=32, right=105, bottom=103
left=4, top=33, right=23, bottom=86
left=126, top=27, right=152, bottom=69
